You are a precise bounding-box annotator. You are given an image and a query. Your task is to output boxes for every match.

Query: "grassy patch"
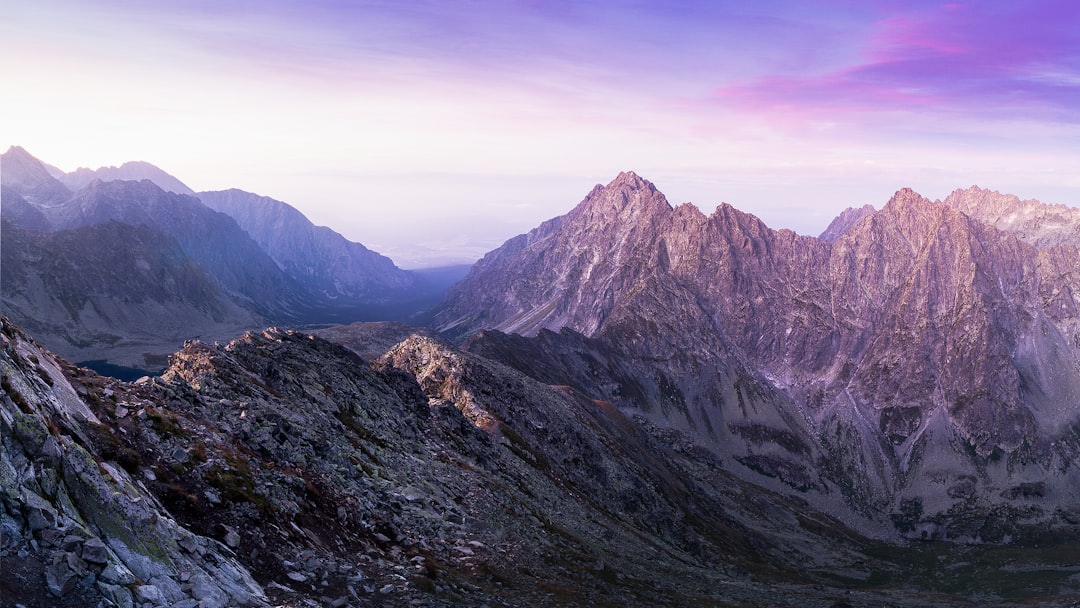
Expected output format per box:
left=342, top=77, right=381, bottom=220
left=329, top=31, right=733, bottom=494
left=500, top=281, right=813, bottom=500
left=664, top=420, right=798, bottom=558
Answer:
left=205, top=451, right=269, bottom=513
left=145, top=407, right=184, bottom=438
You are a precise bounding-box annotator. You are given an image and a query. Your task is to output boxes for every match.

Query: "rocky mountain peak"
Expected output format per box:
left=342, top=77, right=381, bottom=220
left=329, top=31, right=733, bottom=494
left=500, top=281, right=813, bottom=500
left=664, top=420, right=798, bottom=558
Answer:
left=1, top=145, right=41, bottom=174
left=707, top=201, right=774, bottom=237
left=60, top=160, right=195, bottom=195
left=945, top=185, right=1021, bottom=216
left=571, top=170, right=672, bottom=226
left=857, top=187, right=970, bottom=256
left=942, top=185, right=1080, bottom=250
left=819, top=204, right=876, bottom=242
left=0, top=146, right=71, bottom=206
left=1, top=145, right=45, bottom=178
left=610, top=170, right=654, bottom=190
left=881, top=186, right=934, bottom=214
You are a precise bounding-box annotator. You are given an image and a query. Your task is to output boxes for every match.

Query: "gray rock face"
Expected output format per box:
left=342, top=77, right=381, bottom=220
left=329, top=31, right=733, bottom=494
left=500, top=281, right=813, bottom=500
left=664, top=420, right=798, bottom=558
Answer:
left=45, top=558, right=77, bottom=597
left=0, top=318, right=267, bottom=607
left=435, top=172, right=1080, bottom=536
left=97, top=581, right=134, bottom=608
left=82, top=536, right=109, bottom=564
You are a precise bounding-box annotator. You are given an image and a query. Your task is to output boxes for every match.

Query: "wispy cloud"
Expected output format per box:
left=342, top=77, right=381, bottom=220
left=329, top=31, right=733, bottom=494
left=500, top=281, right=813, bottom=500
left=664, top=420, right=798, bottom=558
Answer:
left=713, top=1, right=1080, bottom=127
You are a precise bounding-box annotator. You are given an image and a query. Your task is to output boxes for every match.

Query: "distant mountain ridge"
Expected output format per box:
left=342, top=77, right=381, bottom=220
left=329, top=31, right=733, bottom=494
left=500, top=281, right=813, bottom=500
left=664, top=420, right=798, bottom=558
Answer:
left=59, top=160, right=195, bottom=195
left=435, top=172, right=1080, bottom=539
left=38, top=178, right=309, bottom=320
left=944, top=185, right=1080, bottom=250
left=196, top=189, right=415, bottom=301
left=0, top=146, right=462, bottom=368
left=818, top=203, right=875, bottom=241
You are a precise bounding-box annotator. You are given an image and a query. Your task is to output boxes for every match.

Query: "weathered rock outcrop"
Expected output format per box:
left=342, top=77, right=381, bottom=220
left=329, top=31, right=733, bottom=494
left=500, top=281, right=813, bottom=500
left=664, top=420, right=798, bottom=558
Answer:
left=1, top=318, right=265, bottom=607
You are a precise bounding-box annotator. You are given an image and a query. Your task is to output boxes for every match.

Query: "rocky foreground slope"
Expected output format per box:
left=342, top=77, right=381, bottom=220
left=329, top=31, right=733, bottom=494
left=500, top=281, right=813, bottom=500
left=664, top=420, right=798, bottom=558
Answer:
left=8, top=317, right=1080, bottom=606
left=435, top=172, right=1080, bottom=542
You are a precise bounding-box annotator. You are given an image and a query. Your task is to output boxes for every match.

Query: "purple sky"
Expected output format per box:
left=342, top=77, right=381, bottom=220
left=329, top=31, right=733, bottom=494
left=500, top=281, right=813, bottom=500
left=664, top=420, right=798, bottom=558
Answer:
left=4, top=1, right=1079, bottom=267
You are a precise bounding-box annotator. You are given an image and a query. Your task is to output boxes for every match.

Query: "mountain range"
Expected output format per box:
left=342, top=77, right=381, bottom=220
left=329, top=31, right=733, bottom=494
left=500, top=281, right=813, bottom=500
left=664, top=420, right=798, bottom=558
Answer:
left=4, top=158, right=1080, bottom=606
left=0, top=146, right=465, bottom=373
left=435, top=171, right=1080, bottom=540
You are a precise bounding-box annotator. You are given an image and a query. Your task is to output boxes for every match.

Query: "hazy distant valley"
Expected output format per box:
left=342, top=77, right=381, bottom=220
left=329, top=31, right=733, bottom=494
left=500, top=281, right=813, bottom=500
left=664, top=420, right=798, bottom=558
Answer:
left=4, top=147, right=1080, bottom=607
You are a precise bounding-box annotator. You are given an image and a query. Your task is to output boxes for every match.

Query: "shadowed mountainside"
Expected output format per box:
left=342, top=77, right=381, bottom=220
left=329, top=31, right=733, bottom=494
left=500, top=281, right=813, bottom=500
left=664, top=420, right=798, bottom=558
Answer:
left=196, top=189, right=414, bottom=301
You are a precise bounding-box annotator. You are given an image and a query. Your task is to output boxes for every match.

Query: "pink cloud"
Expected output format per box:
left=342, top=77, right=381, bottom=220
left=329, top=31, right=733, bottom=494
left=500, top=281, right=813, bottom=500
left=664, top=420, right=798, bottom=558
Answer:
left=713, top=1, right=1080, bottom=127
